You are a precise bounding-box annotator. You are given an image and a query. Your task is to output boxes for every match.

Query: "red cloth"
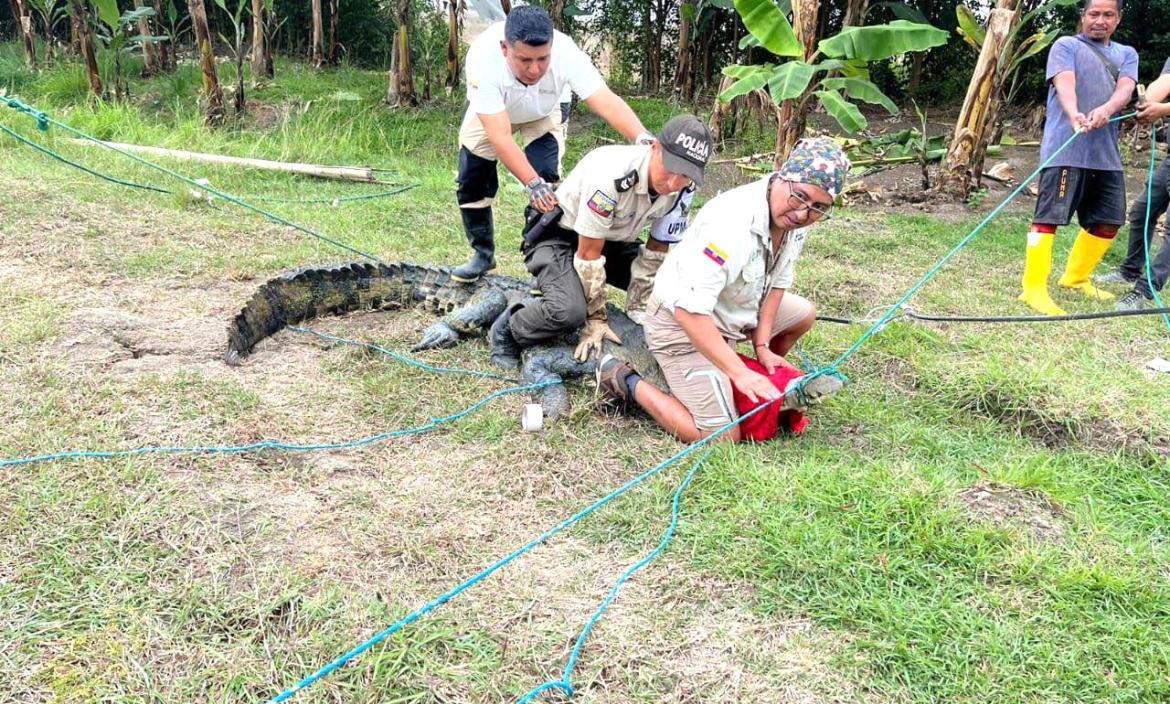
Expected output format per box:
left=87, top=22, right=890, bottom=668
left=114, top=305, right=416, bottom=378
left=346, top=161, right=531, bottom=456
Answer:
left=730, top=353, right=810, bottom=442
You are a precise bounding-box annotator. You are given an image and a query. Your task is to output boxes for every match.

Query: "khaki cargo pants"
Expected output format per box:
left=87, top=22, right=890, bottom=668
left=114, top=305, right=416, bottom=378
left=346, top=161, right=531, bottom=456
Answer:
left=643, top=294, right=814, bottom=432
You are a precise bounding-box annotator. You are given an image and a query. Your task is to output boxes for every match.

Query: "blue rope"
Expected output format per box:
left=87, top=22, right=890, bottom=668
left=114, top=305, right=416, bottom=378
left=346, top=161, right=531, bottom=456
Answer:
left=7, top=93, right=1145, bottom=703
left=517, top=448, right=713, bottom=703
left=0, top=122, right=171, bottom=193
left=0, top=380, right=554, bottom=468
left=1, top=95, right=386, bottom=264
left=1141, top=122, right=1170, bottom=331
left=266, top=118, right=1104, bottom=704
left=267, top=403, right=775, bottom=703
left=780, top=117, right=1140, bottom=398
left=3, top=94, right=49, bottom=130
left=822, top=127, right=1087, bottom=371
left=288, top=326, right=517, bottom=382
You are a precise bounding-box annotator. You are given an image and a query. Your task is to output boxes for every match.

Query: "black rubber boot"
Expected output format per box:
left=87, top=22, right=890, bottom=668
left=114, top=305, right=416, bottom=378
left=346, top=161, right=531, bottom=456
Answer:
left=488, top=302, right=524, bottom=370
left=452, top=208, right=496, bottom=283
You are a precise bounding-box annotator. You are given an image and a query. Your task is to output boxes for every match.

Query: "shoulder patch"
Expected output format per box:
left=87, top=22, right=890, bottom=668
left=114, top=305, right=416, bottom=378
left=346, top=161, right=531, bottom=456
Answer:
left=702, top=242, right=729, bottom=267
left=587, top=190, right=617, bottom=218
left=614, top=169, right=639, bottom=193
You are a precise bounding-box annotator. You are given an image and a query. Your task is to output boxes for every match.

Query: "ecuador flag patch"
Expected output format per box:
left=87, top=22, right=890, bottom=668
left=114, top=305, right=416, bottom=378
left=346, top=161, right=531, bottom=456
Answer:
left=587, top=190, right=617, bottom=218
left=703, top=242, right=728, bottom=266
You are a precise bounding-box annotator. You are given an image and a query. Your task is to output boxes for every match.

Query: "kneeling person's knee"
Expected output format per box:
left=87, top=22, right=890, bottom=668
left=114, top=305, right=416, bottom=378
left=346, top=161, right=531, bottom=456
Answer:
left=547, top=297, right=587, bottom=330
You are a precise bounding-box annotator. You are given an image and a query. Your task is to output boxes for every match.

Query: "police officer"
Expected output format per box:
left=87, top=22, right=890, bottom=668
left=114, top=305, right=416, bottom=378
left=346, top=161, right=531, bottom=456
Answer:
left=488, top=115, right=713, bottom=367
left=453, top=6, right=653, bottom=283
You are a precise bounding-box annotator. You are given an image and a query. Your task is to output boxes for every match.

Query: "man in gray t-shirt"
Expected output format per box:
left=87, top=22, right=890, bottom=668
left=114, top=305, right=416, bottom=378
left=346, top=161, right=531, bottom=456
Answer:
left=1019, top=0, right=1137, bottom=316
left=1098, top=56, right=1170, bottom=311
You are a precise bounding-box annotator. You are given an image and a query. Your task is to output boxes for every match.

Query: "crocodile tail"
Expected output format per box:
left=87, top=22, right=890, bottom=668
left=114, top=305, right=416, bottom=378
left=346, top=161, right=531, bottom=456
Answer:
left=224, top=261, right=427, bottom=365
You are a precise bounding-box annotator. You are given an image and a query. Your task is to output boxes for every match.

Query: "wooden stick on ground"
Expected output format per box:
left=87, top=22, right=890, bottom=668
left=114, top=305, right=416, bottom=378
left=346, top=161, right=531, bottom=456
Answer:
left=67, top=139, right=398, bottom=184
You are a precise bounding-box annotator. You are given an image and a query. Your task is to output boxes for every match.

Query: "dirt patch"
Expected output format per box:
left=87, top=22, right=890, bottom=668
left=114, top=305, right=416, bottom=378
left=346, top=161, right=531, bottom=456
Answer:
left=955, top=483, right=1068, bottom=544
left=955, top=383, right=1168, bottom=461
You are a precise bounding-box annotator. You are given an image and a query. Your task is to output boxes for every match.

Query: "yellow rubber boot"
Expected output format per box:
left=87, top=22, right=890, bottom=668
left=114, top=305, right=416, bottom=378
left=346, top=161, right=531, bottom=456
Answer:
left=1018, top=229, right=1067, bottom=316
left=1058, top=228, right=1116, bottom=300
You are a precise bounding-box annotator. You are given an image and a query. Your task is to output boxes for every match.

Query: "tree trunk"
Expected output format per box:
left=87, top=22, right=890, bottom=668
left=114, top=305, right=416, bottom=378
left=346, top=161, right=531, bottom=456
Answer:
left=151, top=0, right=175, bottom=71
left=327, top=0, right=339, bottom=64
left=710, top=75, right=737, bottom=145
left=133, top=0, right=162, bottom=75
left=640, top=8, right=652, bottom=91
left=250, top=0, right=269, bottom=81
left=652, top=0, right=667, bottom=91
left=499, top=0, right=510, bottom=13
left=388, top=0, right=415, bottom=106
left=263, top=7, right=275, bottom=76
left=549, top=0, right=565, bottom=30
left=189, top=0, right=226, bottom=124
left=234, top=46, right=246, bottom=114
left=68, top=0, right=102, bottom=97
left=697, top=22, right=706, bottom=90
left=446, top=0, right=459, bottom=89
left=939, top=6, right=1018, bottom=196
left=386, top=30, right=400, bottom=104
left=907, top=51, right=923, bottom=97
left=69, top=6, right=81, bottom=55
left=842, top=0, right=867, bottom=27
left=311, top=0, right=325, bottom=66
left=773, top=0, right=820, bottom=167
left=12, top=0, right=38, bottom=68
left=673, top=0, right=694, bottom=102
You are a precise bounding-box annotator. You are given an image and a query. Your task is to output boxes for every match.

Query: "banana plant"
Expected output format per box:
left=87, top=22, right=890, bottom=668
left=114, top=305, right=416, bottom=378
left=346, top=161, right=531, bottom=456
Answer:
left=956, top=0, right=1079, bottom=106
left=92, top=0, right=167, bottom=99
left=213, top=0, right=249, bottom=115
left=24, top=0, right=69, bottom=63
left=160, top=0, right=192, bottom=50
left=719, top=0, right=948, bottom=136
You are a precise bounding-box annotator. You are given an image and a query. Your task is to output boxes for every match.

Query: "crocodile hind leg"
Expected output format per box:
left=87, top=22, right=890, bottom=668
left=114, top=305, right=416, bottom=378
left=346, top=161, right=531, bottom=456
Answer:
left=412, top=288, right=508, bottom=351
left=520, top=345, right=595, bottom=420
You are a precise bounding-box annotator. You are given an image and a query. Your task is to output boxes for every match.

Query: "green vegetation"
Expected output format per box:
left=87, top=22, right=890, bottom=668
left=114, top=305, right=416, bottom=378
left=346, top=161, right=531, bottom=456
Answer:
left=2, top=46, right=1168, bottom=703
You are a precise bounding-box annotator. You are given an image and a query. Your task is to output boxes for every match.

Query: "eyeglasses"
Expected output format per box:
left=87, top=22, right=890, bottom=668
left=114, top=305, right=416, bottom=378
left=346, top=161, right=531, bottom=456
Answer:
left=788, top=189, right=833, bottom=221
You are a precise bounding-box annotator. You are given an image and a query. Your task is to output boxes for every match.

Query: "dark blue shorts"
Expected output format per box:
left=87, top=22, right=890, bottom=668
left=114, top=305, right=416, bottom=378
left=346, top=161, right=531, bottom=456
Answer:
left=1033, top=166, right=1126, bottom=227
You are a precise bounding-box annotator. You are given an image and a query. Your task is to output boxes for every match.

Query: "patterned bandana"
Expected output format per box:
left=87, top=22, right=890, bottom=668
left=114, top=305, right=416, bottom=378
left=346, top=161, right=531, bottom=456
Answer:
left=776, top=137, right=851, bottom=200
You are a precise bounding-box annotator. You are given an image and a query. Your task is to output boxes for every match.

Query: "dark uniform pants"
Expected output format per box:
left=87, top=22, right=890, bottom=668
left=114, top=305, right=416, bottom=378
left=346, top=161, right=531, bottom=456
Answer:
left=509, top=229, right=642, bottom=347
left=456, top=133, right=561, bottom=207
left=1120, top=154, right=1170, bottom=296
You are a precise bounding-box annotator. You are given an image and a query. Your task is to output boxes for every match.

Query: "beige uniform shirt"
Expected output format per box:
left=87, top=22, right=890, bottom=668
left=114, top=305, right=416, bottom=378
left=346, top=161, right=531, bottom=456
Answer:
left=557, top=145, right=685, bottom=243
left=652, top=176, right=809, bottom=340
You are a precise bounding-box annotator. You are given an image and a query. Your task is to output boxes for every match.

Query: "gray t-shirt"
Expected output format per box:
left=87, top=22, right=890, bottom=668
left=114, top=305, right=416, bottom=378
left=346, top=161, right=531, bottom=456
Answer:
left=1039, top=34, right=1138, bottom=172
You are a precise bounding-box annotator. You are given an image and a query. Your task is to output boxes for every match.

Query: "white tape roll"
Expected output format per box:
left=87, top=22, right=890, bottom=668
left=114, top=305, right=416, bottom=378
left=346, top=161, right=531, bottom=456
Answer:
left=521, top=404, right=544, bottom=432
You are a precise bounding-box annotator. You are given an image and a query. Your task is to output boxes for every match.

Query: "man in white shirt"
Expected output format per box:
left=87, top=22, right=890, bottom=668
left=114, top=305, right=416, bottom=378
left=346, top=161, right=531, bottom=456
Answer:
left=596, top=138, right=851, bottom=443
left=452, top=6, right=653, bottom=283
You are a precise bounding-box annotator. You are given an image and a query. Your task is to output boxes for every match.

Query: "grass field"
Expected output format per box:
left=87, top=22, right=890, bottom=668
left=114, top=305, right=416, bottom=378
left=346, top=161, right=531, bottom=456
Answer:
left=2, top=43, right=1169, bottom=703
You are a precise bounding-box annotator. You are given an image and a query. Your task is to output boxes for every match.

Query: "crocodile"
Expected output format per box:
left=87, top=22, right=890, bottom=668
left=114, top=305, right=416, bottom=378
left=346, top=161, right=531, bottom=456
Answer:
left=223, top=261, right=667, bottom=420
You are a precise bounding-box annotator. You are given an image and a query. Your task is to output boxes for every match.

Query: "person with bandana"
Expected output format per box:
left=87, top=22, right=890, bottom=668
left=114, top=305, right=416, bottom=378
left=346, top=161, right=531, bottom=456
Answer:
left=594, top=138, right=850, bottom=443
